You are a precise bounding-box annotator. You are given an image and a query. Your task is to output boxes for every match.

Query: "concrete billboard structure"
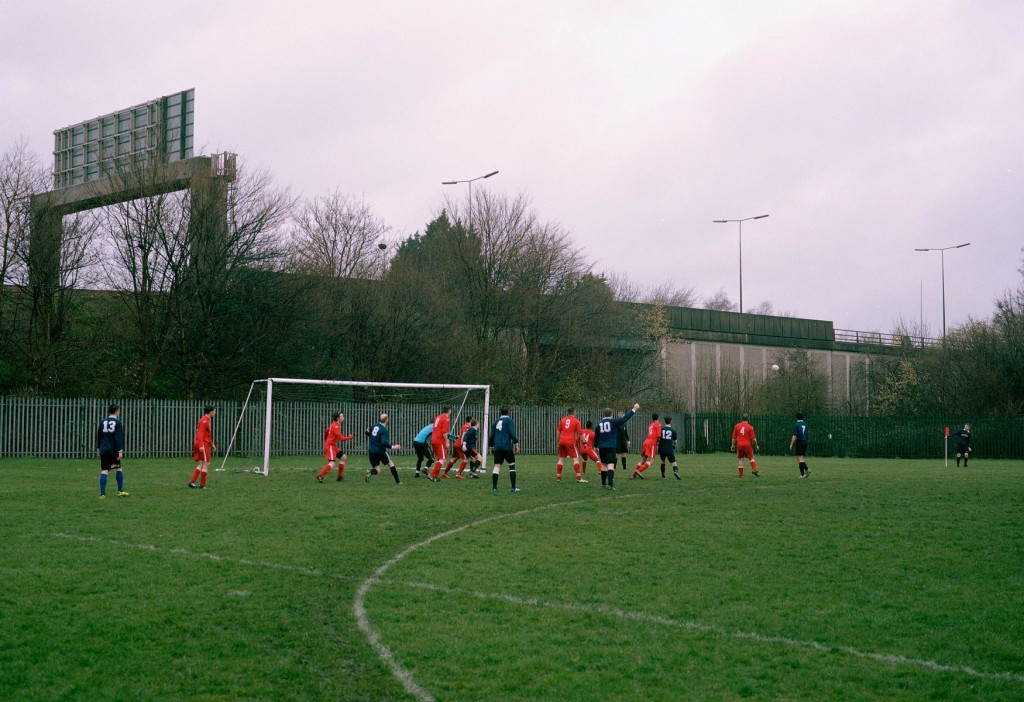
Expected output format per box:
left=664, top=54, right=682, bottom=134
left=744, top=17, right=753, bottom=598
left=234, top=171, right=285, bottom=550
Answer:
left=51, top=89, right=194, bottom=189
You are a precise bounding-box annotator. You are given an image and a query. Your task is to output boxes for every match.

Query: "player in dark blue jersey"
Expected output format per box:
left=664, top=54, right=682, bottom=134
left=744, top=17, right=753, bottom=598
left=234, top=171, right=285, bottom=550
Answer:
left=789, top=413, right=810, bottom=478
left=96, top=404, right=127, bottom=498
left=950, top=423, right=972, bottom=467
left=490, top=408, right=520, bottom=493
left=596, top=403, right=639, bottom=490
left=658, top=416, right=681, bottom=480
left=457, top=419, right=482, bottom=479
left=365, top=413, right=403, bottom=484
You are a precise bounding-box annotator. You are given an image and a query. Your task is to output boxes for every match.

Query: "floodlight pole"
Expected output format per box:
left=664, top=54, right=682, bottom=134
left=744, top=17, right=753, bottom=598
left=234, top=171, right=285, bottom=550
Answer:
left=442, top=170, right=499, bottom=231
left=713, top=214, right=769, bottom=313
left=914, top=242, right=970, bottom=341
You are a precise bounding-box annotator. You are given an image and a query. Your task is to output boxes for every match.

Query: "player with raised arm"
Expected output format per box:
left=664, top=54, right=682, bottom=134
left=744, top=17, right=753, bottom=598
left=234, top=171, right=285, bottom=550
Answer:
left=365, top=413, right=403, bottom=484
left=951, top=423, right=972, bottom=467
left=317, top=411, right=354, bottom=483
left=632, top=413, right=661, bottom=479
left=458, top=419, right=482, bottom=479
left=412, top=422, right=435, bottom=478
left=946, top=423, right=970, bottom=466
left=555, top=408, right=585, bottom=483
left=188, top=406, right=217, bottom=489
left=789, top=412, right=810, bottom=478
left=731, top=413, right=760, bottom=477
left=659, top=416, right=681, bottom=479
left=490, top=407, right=520, bottom=493
left=596, top=403, right=639, bottom=490
left=579, top=420, right=600, bottom=478
left=96, top=404, right=127, bottom=498
left=428, top=407, right=452, bottom=482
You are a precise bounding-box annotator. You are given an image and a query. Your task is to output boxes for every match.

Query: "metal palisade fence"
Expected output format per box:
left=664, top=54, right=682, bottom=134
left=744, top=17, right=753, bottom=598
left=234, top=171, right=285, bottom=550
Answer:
left=1, top=396, right=1021, bottom=460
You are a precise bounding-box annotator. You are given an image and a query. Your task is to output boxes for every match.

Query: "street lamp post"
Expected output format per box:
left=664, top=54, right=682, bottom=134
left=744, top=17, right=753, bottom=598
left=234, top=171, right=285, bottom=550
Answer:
left=713, top=214, right=769, bottom=313
left=442, top=170, right=499, bottom=231
left=914, top=242, right=970, bottom=340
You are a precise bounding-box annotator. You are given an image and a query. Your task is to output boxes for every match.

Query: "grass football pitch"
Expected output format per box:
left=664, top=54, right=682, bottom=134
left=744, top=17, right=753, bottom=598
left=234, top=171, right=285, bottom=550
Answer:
left=1, top=453, right=1022, bottom=701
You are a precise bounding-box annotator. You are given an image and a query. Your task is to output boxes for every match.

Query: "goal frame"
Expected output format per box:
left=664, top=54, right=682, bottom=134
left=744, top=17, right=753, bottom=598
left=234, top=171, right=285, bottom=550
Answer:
left=220, top=377, right=491, bottom=476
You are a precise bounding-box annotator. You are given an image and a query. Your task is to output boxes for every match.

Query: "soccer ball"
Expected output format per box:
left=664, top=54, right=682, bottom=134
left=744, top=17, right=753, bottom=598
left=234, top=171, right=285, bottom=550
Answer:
left=771, top=364, right=780, bottom=372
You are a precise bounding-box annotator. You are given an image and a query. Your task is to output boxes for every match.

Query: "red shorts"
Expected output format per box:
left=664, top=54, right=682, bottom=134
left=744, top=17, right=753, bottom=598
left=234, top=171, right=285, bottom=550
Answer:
left=453, top=445, right=466, bottom=459
left=192, top=441, right=213, bottom=463
left=324, top=444, right=343, bottom=461
left=557, top=442, right=580, bottom=459
left=431, top=441, right=447, bottom=462
left=735, top=444, right=754, bottom=460
left=642, top=440, right=657, bottom=458
left=581, top=447, right=599, bottom=462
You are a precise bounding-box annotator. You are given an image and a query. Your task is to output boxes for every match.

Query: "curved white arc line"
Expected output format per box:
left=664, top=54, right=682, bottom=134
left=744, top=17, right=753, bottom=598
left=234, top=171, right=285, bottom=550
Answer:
left=353, top=495, right=633, bottom=702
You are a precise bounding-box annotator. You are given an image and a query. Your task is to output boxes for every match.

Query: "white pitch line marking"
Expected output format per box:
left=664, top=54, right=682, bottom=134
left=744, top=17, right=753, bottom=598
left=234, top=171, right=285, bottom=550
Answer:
left=54, top=508, right=1024, bottom=693
left=352, top=495, right=631, bottom=702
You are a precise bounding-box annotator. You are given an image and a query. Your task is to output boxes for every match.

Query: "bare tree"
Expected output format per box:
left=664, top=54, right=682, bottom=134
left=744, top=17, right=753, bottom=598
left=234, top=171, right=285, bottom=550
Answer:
left=289, top=191, right=391, bottom=279
left=95, top=161, right=191, bottom=395
left=171, top=162, right=292, bottom=394
left=702, top=288, right=737, bottom=312
left=0, top=141, right=48, bottom=327
left=604, top=271, right=697, bottom=307
left=0, top=140, right=103, bottom=391
left=16, top=206, right=100, bottom=392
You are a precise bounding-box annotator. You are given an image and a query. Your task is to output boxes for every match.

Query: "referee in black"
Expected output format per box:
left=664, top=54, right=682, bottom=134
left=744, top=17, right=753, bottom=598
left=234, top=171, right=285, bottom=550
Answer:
left=616, top=411, right=630, bottom=472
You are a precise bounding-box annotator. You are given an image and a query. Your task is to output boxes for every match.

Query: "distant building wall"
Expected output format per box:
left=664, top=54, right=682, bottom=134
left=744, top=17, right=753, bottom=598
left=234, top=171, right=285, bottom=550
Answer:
left=662, top=339, right=872, bottom=414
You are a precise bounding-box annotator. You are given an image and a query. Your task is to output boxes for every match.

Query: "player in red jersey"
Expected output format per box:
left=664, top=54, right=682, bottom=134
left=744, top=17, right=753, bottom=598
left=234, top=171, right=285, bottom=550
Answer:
left=632, top=413, right=661, bottom=479
left=443, top=416, right=472, bottom=478
left=731, top=413, right=760, bottom=477
left=188, top=406, right=217, bottom=489
left=555, top=409, right=585, bottom=482
left=578, top=420, right=600, bottom=477
left=428, top=407, right=452, bottom=481
left=317, top=411, right=354, bottom=483
left=457, top=419, right=483, bottom=478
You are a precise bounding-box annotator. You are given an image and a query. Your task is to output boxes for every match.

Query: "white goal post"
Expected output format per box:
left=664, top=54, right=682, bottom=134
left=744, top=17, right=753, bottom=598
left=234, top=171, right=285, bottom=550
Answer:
left=219, top=378, right=491, bottom=476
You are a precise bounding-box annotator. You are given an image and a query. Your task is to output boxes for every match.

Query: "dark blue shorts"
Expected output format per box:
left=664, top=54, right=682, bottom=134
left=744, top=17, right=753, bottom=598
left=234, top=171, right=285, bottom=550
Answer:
left=493, top=449, right=516, bottom=465
left=100, top=453, right=121, bottom=472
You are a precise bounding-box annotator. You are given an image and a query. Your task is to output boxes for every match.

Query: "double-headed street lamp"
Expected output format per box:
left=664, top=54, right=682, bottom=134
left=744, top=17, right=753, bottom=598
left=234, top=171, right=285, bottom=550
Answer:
left=914, top=242, right=970, bottom=340
left=713, top=214, right=769, bottom=314
left=442, top=170, right=499, bottom=231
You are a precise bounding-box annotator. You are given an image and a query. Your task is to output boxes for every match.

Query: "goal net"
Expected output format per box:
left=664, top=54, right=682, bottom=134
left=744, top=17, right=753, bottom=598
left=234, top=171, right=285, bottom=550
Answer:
left=219, top=378, right=491, bottom=476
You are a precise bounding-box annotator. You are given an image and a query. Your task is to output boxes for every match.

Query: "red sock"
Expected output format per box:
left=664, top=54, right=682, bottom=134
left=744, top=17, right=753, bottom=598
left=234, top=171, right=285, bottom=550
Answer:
left=430, top=462, right=441, bottom=479
left=575, top=465, right=582, bottom=479
left=337, top=462, right=345, bottom=477
left=581, top=463, right=587, bottom=475
left=556, top=464, right=563, bottom=478
left=738, top=466, right=744, bottom=476
left=751, top=460, right=757, bottom=472
left=191, top=468, right=201, bottom=483
left=444, top=459, right=455, bottom=474
left=199, top=471, right=207, bottom=487
left=318, top=464, right=332, bottom=479
left=638, top=462, right=650, bottom=473
left=457, top=460, right=466, bottom=474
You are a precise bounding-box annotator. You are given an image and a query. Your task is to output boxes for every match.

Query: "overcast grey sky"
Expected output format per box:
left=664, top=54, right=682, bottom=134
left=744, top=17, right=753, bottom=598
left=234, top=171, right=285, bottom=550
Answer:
left=3, top=0, right=1022, bottom=334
